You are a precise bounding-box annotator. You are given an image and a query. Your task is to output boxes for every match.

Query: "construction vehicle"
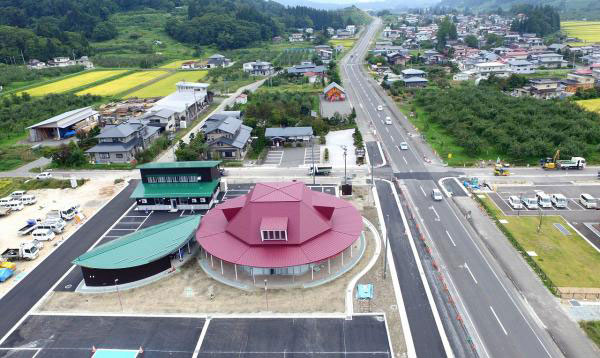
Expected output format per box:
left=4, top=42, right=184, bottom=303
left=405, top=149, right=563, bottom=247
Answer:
left=463, top=177, right=480, bottom=190
left=308, top=165, right=332, bottom=176
left=541, top=150, right=560, bottom=170
left=494, top=164, right=510, bottom=176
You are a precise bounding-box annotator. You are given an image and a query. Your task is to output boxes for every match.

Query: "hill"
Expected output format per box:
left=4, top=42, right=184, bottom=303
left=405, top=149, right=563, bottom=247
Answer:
left=437, top=0, right=600, bottom=20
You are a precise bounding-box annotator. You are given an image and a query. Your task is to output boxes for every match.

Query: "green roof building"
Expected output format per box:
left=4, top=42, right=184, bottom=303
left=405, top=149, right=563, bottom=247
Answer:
left=131, top=160, right=222, bottom=212
left=73, top=215, right=200, bottom=287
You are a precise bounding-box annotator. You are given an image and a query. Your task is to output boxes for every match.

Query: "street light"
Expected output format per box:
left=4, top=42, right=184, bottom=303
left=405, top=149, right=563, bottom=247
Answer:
left=264, top=279, right=269, bottom=310
left=114, top=278, right=123, bottom=312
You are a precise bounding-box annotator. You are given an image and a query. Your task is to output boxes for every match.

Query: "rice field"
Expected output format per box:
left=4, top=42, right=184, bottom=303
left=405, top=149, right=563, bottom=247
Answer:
left=329, top=39, right=357, bottom=50
left=77, top=71, right=169, bottom=96
left=562, top=21, right=600, bottom=46
left=126, top=71, right=208, bottom=98
left=19, top=70, right=127, bottom=96
left=577, top=99, right=600, bottom=113
left=160, top=59, right=199, bottom=69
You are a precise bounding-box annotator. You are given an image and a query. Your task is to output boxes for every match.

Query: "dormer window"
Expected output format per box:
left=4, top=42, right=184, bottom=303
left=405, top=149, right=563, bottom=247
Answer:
left=260, top=217, right=288, bottom=241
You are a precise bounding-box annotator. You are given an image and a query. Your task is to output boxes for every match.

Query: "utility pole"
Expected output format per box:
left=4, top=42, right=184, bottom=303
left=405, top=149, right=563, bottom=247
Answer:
left=114, top=278, right=123, bottom=312
left=383, top=214, right=389, bottom=279
left=343, top=145, right=348, bottom=185
left=311, top=135, right=316, bottom=185
left=264, top=279, right=269, bottom=310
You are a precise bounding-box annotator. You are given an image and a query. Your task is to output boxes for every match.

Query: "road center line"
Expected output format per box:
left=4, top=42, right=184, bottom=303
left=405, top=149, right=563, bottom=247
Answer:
left=490, top=306, right=508, bottom=335
left=445, top=230, right=456, bottom=247
left=420, top=186, right=426, bottom=197
left=464, top=262, right=478, bottom=284
left=403, top=156, right=408, bottom=165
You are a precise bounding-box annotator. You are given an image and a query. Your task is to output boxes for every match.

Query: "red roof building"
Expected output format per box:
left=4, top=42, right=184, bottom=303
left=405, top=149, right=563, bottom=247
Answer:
left=196, top=182, right=363, bottom=283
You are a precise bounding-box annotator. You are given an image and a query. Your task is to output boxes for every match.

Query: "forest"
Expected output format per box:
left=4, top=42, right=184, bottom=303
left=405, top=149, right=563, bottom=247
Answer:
left=414, top=85, right=600, bottom=162
left=166, top=0, right=367, bottom=50
left=509, top=5, right=561, bottom=37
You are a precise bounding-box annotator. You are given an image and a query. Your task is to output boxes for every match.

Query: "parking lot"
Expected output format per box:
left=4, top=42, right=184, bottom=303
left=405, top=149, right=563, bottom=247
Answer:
left=0, top=314, right=391, bottom=358
left=262, top=145, right=321, bottom=168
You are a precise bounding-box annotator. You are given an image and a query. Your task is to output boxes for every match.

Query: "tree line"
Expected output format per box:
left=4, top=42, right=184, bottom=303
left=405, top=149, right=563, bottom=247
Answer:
left=414, top=85, right=600, bottom=162
left=510, top=5, right=560, bottom=37
left=0, top=64, right=84, bottom=88
left=0, top=0, right=177, bottom=62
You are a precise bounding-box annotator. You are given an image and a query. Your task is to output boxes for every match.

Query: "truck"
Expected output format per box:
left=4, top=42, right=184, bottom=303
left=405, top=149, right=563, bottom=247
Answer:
left=308, top=165, right=332, bottom=176
left=1, top=241, right=40, bottom=261
left=47, top=205, right=79, bottom=221
left=557, top=157, right=586, bottom=170
left=17, top=219, right=40, bottom=236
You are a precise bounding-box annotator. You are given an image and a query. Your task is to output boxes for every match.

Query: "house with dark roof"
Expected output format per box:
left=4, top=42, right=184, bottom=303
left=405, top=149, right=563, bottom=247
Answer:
left=207, top=54, right=232, bottom=68
left=139, top=108, right=177, bottom=132
left=86, top=119, right=159, bottom=164
left=243, top=61, right=274, bottom=76
left=131, top=161, right=222, bottom=211
left=201, top=111, right=252, bottom=160
left=401, top=77, right=429, bottom=88
left=265, top=127, right=313, bottom=145
left=287, top=62, right=326, bottom=76
left=401, top=68, right=426, bottom=78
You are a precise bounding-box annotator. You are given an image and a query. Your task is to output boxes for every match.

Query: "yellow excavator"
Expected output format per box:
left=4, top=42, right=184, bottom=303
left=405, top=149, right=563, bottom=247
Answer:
left=494, top=164, right=510, bottom=176
left=541, top=150, right=560, bottom=170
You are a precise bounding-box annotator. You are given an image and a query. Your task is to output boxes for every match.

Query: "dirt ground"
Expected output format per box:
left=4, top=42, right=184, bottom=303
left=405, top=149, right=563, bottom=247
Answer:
left=0, top=177, right=127, bottom=297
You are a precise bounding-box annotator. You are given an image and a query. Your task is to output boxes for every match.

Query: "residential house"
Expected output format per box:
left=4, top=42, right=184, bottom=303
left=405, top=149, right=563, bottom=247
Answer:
left=562, top=73, right=595, bottom=93
left=287, top=62, right=326, bottom=77
left=473, top=62, right=512, bottom=78
left=139, top=108, right=177, bottom=132
left=372, top=45, right=407, bottom=56
left=346, top=25, right=356, bottom=34
left=386, top=52, right=410, bottom=66
left=207, top=54, right=232, bottom=68
left=507, top=59, right=535, bottom=74
left=152, top=82, right=212, bottom=128
left=28, top=107, right=98, bottom=142
left=323, top=82, right=345, bottom=101
left=27, top=59, right=46, bottom=70
left=76, top=56, right=94, bottom=69
left=401, top=68, right=426, bottom=78
left=514, top=78, right=563, bottom=99
left=86, top=119, right=160, bottom=164
left=235, top=94, right=248, bottom=105
left=401, top=77, right=428, bottom=88
left=272, top=36, right=283, bottom=43
left=548, top=44, right=567, bottom=52
left=305, top=28, right=313, bottom=34
left=47, top=57, right=75, bottom=67
left=582, top=53, right=600, bottom=65
left=289, top=33, right=304, bottom=42
left=326, top=27, right=335, bottom=36
left=243, top=61, right=274, bottom=76
left=534, top=53, right=567, bottom=68
left=453, top=72, right=473, bottom=81
left=201, top=111, right=252, bottom=160
left=181, top=61, right=204, bottom=70
left=335, top=29, right=353, bottom=38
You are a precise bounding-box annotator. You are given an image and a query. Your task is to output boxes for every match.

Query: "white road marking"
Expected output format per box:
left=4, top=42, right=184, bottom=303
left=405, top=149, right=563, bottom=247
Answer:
left=385, top=127, right=389, bottom=133
left=420, top=186, right=426, bottom=197
left=390, top=135, right=395, bottom=142
left=403, top=156, right=408, bottom=165
left=430, top=206, right=440, bottom=221
left=446, top=230, right=456, bottom=247
left=490, top=306, right=508, bottom=335
left=359, top=103, right=363, bottom=108
left=191, top=318, right=211, bottom=358
left=464, top=262, right=478, bottom=284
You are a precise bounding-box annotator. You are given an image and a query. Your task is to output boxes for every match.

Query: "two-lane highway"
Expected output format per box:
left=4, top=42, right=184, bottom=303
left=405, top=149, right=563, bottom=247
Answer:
left=344, top=18, right=564, bottom=358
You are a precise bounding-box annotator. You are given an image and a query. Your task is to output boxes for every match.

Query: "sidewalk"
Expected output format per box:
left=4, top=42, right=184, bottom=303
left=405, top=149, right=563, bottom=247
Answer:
left=453, top=196, right=600, bottom=358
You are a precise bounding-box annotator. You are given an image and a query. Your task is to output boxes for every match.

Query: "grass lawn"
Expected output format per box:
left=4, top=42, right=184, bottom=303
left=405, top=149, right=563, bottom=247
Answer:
left=481, top=195, right=600, bottom=288
left=77, top=70, right=168, bottom=96
left=580, top=321, right=600, bottom=349
left=577, top=98, right=600, bottom=113
left=561, top=21, right=600, bottom=46
left=18, top=70, right=127, bottom=96
left=397, top=102, right=501, bottom=166
left=0, top=177, right=86, bottom=198
left=0, top=144, right=39, bottom=171
left=127, top=71, right=208, bottom=98
left=329, top=38, right=356, bottom=49
left=259, top=82, right=323, bottom=94
left=160, top=59, right=200, bottom=69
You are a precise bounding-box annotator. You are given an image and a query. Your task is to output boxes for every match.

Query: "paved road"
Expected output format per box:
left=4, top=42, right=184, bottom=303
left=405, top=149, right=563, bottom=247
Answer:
left=0, top=181, right=137, bottom=343
left=343, top=18, right=568, bottom=358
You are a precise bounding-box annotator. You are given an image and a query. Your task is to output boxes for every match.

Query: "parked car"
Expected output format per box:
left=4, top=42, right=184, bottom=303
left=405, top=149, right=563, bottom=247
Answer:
left=521, top=197, right=538, bottom=209
left=20, top=195, right=36, bottom=205
left=535, top=192, right=552, bottom=208
left=0, top=200, right=23, bottom=211
left=36, top=172, right=52, bottom=180
left=551, top=194, right=567, bottom=208
left=508, top=196, right=523, bottom=209
left=31, top=228, right=55, bottom=242
left=579, top=193, right=597, bottom=209
left=432, top=188, right=443, bottom=201
left=10, top=191, right=26, bottom=199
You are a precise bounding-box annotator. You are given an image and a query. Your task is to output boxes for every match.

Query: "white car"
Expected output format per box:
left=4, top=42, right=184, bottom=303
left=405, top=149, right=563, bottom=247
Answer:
left=508, top=196, right=523, bottom=209
left=399, top=142, right=408, bottom=150
left=551, top=193, right=567, bottom=208
left=521, top=197, right=538, bottom=210
left=377, top=105, right=383, bottom=111
left=36, top=172, right=52, bottom=180
left=432, top=188, right=443, bottom=201
left=579, top=193, right=597, bottom=209
left=385, top=116, right=392, bottom=125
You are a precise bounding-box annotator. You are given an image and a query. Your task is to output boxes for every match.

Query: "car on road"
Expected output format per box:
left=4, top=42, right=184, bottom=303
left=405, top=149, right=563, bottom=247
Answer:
left=508, top=196, right=523, bottom=209
left=521, top=197, right=538, bottom=209
left=579, top=193, right=597, bottom=209
left=384, top=116, right=392, bottom=125
left=377, top=105, right=383, bottom=111
left=36, top=172, right=52, bottom=180
left=551, top=193, right=567, bottom=208
left=432, top=188, right=443, bottom=201
left=399, top=142, right=408, bottom=150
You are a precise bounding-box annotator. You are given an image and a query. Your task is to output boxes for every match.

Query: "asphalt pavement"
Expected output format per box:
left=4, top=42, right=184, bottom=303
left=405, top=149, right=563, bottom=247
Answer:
left=342, top=18, right=571, bottom=358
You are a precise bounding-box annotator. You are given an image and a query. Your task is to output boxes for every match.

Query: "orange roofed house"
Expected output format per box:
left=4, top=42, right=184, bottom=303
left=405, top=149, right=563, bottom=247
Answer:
left=323, top=82, right=346, bottom=101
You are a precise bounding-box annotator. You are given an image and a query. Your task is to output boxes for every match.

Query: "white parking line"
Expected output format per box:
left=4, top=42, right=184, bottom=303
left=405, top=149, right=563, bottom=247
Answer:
left=446, top=230, right=456, bottom=247
left=464, top=262, right=478, bottom=284
left=490, top=306, right=508, bottom=335
left=420, top=186, right=426, bottom=197
left=403, top=156, right=408, bottom=165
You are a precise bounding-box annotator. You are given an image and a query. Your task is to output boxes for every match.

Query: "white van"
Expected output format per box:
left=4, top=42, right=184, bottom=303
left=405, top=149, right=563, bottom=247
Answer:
left=10, top=191, right=26, bottom=199
left=579, top=193, right=597, bottom=209
left=20, top=195, right=37, bottom=205
left=432, top=188, right=443, bottom=201
left=385, top=116, right=392, bottom=125
left=31, top=228, right=55, bottom=242
left=551, top=194, right=567, bottom=208
left=1, top=200, right=24, bottom=211
left=0, top=197, right=14, bottom=206
left=521, top=197, right=538, bottom=209
left=508, top=196, right=523, bottom=209
left=535, top=192, right=552, bottom=208
left=37, top=219, right=66, bottom=233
